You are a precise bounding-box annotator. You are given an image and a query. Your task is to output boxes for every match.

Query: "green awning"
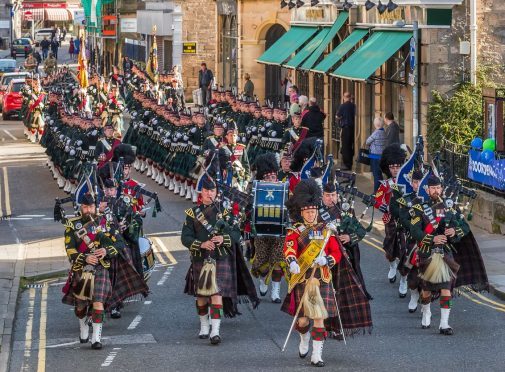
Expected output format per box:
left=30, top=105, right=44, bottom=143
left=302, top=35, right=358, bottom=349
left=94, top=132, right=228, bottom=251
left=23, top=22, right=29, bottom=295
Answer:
left=283, top=28, right=330, bottom=69
left=332, top=31, right=412, bottom=81
left=312, top=29, right=368, bottom=73
left=256, top=26, right=319, bottom=66
left=300, top=11, right=349, bottom=71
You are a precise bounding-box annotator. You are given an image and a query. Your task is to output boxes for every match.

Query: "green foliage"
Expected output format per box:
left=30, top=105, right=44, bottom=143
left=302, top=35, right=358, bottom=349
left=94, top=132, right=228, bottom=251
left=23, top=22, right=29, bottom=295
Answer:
left=427, top=82, right=483, bottom=153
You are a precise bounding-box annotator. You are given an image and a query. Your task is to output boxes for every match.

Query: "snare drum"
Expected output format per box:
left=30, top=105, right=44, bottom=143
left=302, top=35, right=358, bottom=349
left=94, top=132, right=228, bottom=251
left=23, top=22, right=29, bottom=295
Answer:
left=138, top=237, right=156, bottom=281
left=252, top=180, right=289, bottom=237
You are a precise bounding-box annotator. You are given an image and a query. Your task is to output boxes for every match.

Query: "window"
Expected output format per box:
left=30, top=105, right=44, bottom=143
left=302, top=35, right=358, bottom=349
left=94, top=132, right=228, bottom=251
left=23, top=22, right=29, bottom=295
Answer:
left=313, top=73, right=324, bottom=106
left=12, top=83, right=24, bottom=93
left=296, top=72, right=309, bottom=96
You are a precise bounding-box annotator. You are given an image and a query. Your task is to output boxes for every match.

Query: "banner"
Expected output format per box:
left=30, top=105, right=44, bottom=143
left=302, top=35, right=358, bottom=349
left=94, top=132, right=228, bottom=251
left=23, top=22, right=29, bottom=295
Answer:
left=467, top=149, right=505, bottom=191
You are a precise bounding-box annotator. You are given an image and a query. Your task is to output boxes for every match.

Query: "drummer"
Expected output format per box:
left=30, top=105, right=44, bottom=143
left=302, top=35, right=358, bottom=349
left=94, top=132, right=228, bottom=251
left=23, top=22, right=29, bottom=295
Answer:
left=251, top=153, right=289, bottom=303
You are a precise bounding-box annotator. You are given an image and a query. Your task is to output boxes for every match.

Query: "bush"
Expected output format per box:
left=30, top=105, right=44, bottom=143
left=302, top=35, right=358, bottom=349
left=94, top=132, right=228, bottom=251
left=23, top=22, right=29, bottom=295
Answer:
left=427, top=82, right=483, bottom=153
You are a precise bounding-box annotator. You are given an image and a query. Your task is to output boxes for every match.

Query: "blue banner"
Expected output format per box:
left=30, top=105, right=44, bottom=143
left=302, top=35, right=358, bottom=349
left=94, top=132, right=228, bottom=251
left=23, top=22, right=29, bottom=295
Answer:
left=467, top=149, right=505, bottom=191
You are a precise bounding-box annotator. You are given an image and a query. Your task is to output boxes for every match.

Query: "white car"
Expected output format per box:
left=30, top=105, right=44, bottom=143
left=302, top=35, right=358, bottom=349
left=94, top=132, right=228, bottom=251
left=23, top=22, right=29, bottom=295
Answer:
left=34, top=28, right=54, bottom=43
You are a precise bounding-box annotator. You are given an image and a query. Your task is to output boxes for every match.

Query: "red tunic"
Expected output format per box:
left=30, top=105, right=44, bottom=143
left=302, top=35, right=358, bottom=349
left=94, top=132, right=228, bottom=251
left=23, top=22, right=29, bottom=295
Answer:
left=122, top=179, right=145, bottom=213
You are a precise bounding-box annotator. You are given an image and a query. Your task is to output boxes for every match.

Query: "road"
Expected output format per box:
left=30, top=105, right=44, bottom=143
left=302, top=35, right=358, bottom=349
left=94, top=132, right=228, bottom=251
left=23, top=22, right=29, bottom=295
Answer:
left=1, top=116, right=505, bottom=371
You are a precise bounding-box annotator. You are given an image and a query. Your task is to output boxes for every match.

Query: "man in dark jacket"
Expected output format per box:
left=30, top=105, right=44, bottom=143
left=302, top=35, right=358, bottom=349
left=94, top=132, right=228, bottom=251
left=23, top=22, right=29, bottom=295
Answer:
left=384, top=112, right=400, bottom=146
left=336, top=92, right=356, bottom=170
left=301, top=97, right=326, bottom=139
left=198, top=62, right=213, bottom=106
left=40, top=37, right=50, bottom=60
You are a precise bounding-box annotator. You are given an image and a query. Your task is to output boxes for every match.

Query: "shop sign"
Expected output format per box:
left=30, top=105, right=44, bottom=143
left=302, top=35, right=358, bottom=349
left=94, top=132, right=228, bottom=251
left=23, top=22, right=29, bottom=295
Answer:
left=183, top=42, right=197, bottom=54
left=74, top=10, right=85, bottom=26
left=378, top=8, right=403, bottom=22
left=306, top=8, right=324, bottom=22
left=468, top=149, right=505, bottom=191
left=22, top=3, right=67, bottom=8
left=121, top=18, right=137, bottom=33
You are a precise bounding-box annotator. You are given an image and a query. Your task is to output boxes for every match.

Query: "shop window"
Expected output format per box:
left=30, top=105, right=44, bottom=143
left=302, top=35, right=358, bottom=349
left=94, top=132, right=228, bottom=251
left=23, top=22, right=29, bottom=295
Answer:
left=297, top=72, right=309, bottom=97
left=331, top=77, right=341, bottom=143
left=313, top=73, right=324, bottom=106
left=221, top=14, right=238, bottom=91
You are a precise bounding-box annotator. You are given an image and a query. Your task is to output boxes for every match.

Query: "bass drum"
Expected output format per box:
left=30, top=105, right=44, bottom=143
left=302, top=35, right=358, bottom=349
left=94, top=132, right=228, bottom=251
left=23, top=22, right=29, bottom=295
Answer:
left=138, top=236, right=156, bottom=281
left=252, top=180, right=289, bottom=237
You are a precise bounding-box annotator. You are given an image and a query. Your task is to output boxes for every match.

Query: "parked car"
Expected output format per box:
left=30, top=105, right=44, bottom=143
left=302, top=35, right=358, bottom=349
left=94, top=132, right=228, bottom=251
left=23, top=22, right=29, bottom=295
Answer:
left=11, top=38, right=34, bottom=58
left=0, top=72, right=28, bottom=110
left=0, top=59, right=17, bottom=77
left=2, top=78, right=25, bottom=120
left=34, top=28, right=54, bottom=43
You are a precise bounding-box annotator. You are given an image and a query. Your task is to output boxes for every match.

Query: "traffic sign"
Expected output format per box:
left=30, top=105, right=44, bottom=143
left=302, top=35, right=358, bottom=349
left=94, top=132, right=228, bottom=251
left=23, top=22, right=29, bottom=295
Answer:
left=409, top=37, right=416, bottom=71
left=24, top=11, right=33, bottom=21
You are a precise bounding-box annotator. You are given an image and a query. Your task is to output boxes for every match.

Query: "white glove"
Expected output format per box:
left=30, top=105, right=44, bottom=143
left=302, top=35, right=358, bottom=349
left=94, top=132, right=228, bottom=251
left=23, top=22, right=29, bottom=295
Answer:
left=289, top=261, right=300, bottom=274
left=314, top=256, right=328, bottom=267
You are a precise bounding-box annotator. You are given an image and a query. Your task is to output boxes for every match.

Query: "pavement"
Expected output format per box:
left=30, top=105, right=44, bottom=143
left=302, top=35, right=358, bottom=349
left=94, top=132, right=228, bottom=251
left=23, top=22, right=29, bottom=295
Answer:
left=0, top=120, right=504, bottom=370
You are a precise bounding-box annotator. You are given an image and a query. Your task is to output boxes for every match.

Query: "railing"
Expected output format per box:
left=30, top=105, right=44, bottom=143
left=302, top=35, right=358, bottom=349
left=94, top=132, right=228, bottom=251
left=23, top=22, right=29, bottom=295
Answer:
left=440, top=139, right=505, bottom=196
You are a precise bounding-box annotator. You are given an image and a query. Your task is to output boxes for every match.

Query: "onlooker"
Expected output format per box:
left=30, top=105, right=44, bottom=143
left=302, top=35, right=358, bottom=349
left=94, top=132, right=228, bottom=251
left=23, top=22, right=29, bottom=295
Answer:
left=123, top=56, right=133, bottom=74
left=281, top=72, right=293, bottom=103
left=44, top=53, right=57, bottom=76
left=55, top=27, right=61, bottom=42
left=50, top=39, right=59, bottom=60
left=243, top=73, right=254, bottom=101
left=366, top=117, right=388, bottom=191
left=301, top=97, right=326, bottom=139
left=298, top=95, right=309, bottom=117
left=289, top=93, right=300, bottom=116
left=336, top=92, right=356, bottom=170
left=68, top=37, right=75, bottom=60
left=40, top=36, right=50, bottom=60
left=24, top=53, right=37, bottom=72
left=33, top=49, right=42, bottom=73
left=62, top=26, right=67, bottom=41
left=74, top=37, right=80, bottom=59
left=198, top=62, right=214, bottom=106
left=384, top=112, right=400, bottom=146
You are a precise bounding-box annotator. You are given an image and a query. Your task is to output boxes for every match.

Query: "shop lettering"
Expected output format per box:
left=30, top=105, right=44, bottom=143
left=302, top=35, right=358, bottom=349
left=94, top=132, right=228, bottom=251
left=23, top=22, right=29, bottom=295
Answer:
left=306, top=9, right=324, bottom=21
left=378, top=8, right=403, bottom=21
left=469, top=158, right=497, bottom=178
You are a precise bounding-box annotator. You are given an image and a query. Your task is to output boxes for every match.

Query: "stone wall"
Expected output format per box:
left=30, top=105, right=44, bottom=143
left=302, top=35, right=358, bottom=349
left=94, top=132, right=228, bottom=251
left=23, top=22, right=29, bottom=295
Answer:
left=471, top=190, right=505, bottom=234
left=180, top=0, right=217, bottom=98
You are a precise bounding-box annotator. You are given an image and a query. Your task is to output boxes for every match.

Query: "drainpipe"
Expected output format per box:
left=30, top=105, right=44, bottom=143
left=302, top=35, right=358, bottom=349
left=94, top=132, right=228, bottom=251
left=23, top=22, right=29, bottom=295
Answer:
left=412, top=21, right=419, bottom=144
left=470, top=0, right=477, bottom=85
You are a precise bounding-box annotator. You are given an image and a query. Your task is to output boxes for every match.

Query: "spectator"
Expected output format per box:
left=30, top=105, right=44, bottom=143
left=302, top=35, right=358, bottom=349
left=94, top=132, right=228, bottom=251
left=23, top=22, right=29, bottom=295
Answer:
left=40, top=36, right=50, bottom=60
left=281, top=72, right=293, bottom=103
left=243, top=73, right=254, bottom=101
left=33, top=49, right=42, bottom=73
left=198, top=62, right=213, bottom=106
left=62, top=26, right=67, bottom=41
left=301, top=97, right=326, bottom=139
left=289, top=93, right=300, bottom=116
left=123, top=56, right=133, bottom=74
left=44, top=53, right=57, bottom=76
left=55, top=27, right=61, bottom=42
left=50, top=39, right=59, bottom=60
left=298, top=95, right=309, bottom=117
left=74, top=37, right=80, bottom=59
left=366, top=117, right=388, bottom=191
left=24, top=53, right=37, bottom=72
left=384, top=112, right=400, bottom=146
left=336, top=92, right=356, bottom=170
left=68, top=37, right=75, bottom=60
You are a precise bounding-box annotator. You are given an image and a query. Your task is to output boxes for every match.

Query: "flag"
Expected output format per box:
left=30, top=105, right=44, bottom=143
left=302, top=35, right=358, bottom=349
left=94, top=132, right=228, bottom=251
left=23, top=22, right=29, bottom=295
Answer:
left=146, top=26, right=159, bottom=83
left=77, top=37, right=88, bottom=88
left=75, top=173, right=94, bottom=207
left=397, top=136, right=424, bottom=195
left=321, top=154, right=334, bottom=185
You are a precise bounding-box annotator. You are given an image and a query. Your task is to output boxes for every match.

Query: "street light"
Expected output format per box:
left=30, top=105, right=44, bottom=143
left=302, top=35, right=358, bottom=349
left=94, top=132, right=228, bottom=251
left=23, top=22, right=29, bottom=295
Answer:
left=365, top=0, right=376, bottom=11
left=377, top=0, right=387, bottom=14
left=387, top=0, right=398, bottom=12
left=343, top=0, right=353, bottom=10
left=280, top=0, right=289, bottom=8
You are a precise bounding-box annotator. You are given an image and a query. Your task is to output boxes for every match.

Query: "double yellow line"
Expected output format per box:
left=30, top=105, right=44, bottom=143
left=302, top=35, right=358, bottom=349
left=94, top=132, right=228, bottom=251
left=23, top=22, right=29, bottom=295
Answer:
left=0, top=166, right=12, bottom=218
left=152, top=236, right=178, bottom=266
left=361, top=234, right=505, bottom=313
left=22, top=285, right=48, bottom=372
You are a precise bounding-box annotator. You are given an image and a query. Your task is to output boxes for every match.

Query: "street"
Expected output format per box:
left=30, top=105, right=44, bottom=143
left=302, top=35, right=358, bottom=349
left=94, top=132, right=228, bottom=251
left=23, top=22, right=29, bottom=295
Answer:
left=1, top=117, right=505, bottom=372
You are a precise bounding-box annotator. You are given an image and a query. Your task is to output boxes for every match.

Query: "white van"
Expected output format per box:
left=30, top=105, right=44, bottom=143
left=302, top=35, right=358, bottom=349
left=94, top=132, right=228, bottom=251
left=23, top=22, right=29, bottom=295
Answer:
left=34, top=28, right=54, bottom=43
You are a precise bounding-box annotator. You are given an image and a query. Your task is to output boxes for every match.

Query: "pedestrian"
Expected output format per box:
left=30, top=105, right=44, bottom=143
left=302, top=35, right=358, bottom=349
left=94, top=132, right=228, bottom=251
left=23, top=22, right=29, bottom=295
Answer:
left=298, top=95, right=309, bottom=117
left=40, top=36, right=50, bottom=60
left=50, top=38, right=59, bottom=60
left=62, top=26, right=67, bottom=41
left=243, top=73, right=254, bottom=101
left=55, top=26, right=61, bottom=42
left=365, top=117, right=387, bottom=191
left=281, top=72, right=293, bottom=103
left=74, top=37, right=80, bottom=60
left=336, top=92, right=356, bottom=170
left=289, top=92, right=300, bottom=116
left=68, top=37, right=75, bottom=60
left=301, top=97, right=326, bottom=139
left=384, top=112, right=400, bottom=146
left=23, top=53, right=37, bottom=72
left=198, top=62, right=213, bottom=106
left=122, top=56, right=133, bottom=74
left=44, top=53, right=57, bottom=76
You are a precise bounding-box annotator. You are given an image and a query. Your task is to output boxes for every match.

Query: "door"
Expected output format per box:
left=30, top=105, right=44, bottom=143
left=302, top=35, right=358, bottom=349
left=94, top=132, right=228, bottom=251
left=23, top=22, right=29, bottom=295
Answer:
left=264, top=24, right=286, bottom=103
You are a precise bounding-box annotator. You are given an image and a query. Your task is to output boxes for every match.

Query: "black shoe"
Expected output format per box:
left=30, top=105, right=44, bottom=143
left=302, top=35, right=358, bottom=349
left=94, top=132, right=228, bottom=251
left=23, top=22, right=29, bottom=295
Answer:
left=110, top=308, right=121, bottom=319
left=389, top=275, right=397, bottom=283
left=311, top=361, right=325, bottom=367
left=399, top=292, right=407, bottom=298
left=366, top=292, right=374, bottom=301
left=91, top=342, right=102, bottom=350
left=79, top=337, right=89, bottom=344
left=408, top=307, right=417, bottom=313
left=198, top=333, right=209, bottom=339
left=421, top=325, right=430, bottom=329
left=272, top=298, right=282, bottom=304
left=440, top=327, right=453, bottom=335
left=299, top=351, right=309, bottom=359
left=210, top=335, right=221, bottom=345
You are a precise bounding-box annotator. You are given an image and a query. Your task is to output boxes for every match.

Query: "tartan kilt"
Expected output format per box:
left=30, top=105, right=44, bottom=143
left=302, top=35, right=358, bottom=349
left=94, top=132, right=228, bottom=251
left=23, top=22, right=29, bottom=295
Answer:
left=62, top=265, right=112, bottom=308
left=383, top=220, right=406, bottom=262
left=190, top=256, right=235, bottom=298
left=453, top=231, right=489, bottom=292
left=281, top=270, right=337, bottom=319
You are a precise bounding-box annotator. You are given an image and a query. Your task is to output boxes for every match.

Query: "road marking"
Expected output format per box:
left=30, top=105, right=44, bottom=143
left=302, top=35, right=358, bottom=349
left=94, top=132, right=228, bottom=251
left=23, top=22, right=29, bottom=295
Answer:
left=148, top=230, right=182, bottom=237
left=153, top=237, right=178, bottom=264
left=18, top=214, right=45, bottom=218
left=460, top=292, right=505, bottom=313
left=45, top=341, right=79, bottom=348
left=0, top=166, right=3, bottom=218
left=23, top=288, right=36, bottom=369
left=37, top=286, right=48, bottom=372
left=144, top=300, right=152, bottom=305
left=101, top=348, right=121, bottom=367
left=41, top=217, right=54, bottom=220
left=3, top=167, right=12, bottom=216
left=3, top=129, right=17, bottom=140
left=13, top=334, right=157, bottom=350
left=462, top=287, right=505, bottom=309
left=363, top=238, right=385, bottom=253
left=127, top=315, right=142, bottom=330
left=157, top=266, right=174, bottom=286
left=10, top=217, right=32, bottom=220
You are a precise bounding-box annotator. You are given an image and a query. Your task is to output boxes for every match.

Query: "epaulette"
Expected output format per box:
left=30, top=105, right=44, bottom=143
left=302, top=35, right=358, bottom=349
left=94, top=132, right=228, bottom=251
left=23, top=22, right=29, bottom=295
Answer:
left=390, top=183, right=399, bottom=191
left=412, top=204, right=423, bottom=212
left=185, top=208, right=195, bottom=219
left=397, top=197, right=406, bottom=206
left=64, top=216, right=81, bottom=229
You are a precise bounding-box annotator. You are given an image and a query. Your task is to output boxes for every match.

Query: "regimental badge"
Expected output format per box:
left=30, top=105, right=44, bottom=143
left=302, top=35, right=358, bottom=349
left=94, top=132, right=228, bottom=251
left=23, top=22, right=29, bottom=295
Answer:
left=266, top=189, right=275, bottom=201
left=75, top=223, right=82, bottom=230
left=409, top=209, right=416, bottom=217
left=309, top=230, right=324, bottom=240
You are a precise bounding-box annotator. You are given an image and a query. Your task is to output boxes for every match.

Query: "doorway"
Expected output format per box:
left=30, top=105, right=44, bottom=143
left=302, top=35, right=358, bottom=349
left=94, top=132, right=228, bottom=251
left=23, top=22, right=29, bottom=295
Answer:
left=264, top=24, right=286, bottom=103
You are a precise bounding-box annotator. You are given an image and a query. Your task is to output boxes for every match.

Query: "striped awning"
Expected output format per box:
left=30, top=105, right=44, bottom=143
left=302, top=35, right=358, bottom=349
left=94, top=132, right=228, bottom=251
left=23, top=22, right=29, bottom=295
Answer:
left=45, top=9, right=72, bottom=22
left=23, top=9, right=45, bottom=21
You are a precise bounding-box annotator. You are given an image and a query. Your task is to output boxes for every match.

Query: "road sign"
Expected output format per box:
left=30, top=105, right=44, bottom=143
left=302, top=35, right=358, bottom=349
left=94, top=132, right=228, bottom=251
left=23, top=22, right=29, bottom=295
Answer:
left=409, top=37, right=416, bottom=71
left=183, top=42, right=197, bottom=54
left=24, top=11, right=33, bottom=21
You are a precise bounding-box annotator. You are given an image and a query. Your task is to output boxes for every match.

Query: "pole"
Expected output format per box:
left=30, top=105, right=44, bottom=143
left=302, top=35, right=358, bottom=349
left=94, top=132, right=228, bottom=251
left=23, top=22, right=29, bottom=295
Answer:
left=412, top=21, right=419, bottom=145
left=32, top=20, right=34, bottom=41
left=470, top=0, right=477, bottom=85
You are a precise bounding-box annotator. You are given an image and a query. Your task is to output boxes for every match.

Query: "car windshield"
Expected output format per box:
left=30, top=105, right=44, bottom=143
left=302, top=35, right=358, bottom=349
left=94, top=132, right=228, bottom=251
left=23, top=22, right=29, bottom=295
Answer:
left=2, top=76, right=23, bottom=86
left=11, top=82, right=24, bottom=93
left=0, top=60, right=16, bottom=72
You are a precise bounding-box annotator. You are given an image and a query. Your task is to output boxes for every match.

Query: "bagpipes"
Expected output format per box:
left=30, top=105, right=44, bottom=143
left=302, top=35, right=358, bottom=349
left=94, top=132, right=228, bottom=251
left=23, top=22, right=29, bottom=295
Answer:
left=120, top=182, right=162, bottom=217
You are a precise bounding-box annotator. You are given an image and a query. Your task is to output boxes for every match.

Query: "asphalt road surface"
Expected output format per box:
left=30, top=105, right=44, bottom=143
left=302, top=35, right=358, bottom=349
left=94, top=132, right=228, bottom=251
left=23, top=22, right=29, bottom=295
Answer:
left=2, top=116, right=505, bottom=372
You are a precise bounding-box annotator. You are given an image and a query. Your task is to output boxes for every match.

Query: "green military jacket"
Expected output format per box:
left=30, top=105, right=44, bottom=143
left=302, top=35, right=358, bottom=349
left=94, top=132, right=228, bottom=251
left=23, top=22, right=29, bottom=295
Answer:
left=319, top=205, right=366, bottom=247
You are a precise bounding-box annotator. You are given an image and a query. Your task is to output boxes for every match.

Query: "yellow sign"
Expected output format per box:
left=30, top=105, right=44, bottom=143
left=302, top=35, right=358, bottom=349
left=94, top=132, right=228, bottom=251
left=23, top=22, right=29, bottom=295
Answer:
left=183, top=42, right=197, bottom=54
left=378, top=8, right=403, bottom=22
left=306, top=8, right=324, bottom=21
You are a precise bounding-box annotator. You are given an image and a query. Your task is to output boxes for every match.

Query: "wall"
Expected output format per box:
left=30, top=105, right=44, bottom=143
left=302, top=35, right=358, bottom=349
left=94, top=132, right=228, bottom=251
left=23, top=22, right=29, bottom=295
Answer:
left=180, top=0, right=217, bottom=98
